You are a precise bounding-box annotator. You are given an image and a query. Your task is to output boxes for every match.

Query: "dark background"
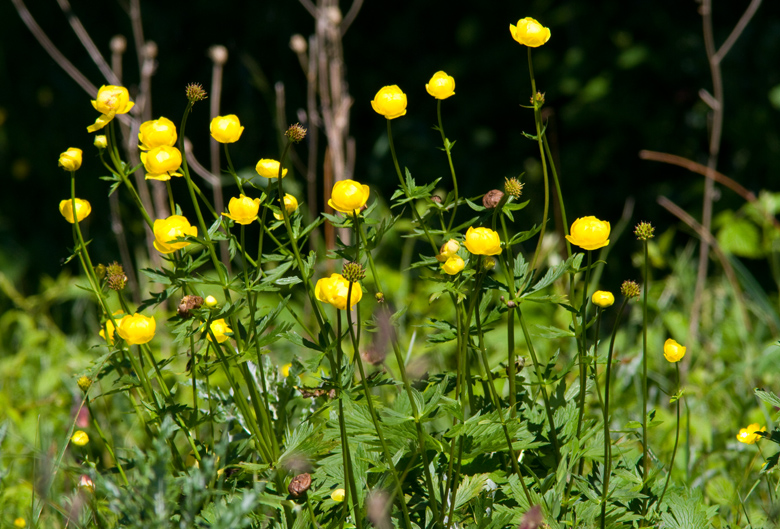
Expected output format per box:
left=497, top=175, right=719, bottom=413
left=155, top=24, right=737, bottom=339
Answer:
left=2, top=0, right=779, bottom=296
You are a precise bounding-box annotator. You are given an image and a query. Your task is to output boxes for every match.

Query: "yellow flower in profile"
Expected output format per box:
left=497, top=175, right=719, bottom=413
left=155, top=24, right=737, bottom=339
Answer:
left=210, top=115, right=244, bottom=143
left=371, top=85, right=407, bottom=119
left=140, top=145, right=183, bottom=181
left=331, top=488, right=346, bottom=502
left=206, top=319, right=232, bottom=343
left=442, top=255, right=465, bottom=275
left=117, top=313, right=156, bottom=345
left=138, top=117, right=178, bottom=151
left=99, top=310, right=125, bottom=344
left=71, top=430, right=89, bottom=446
left=255, top=158, right=288, bottom=179
left=328, top=179, right=370, bottom=215
left=591, top=290, right=615, bottom=308
left=463, top=227, right=502, bottom=256
left=58, top=147, right=83, bottom=171
left=663, top=338, right=686, bottom=363
left=93, top=135, right=107, bottom=149
left=59, top=198, right=92, bottom=224
left=437, top=238, right=461, bottom=262
left=87, top=85, right=134, bottom=132
left=273, top=194, right=299, bottom=220
left=510, top=17, right=551, bottom=48
left=736, top=423, right=766, bottom=444
left=14, top=518, right=26, bottom=528
left=315, top=273, right=362, bottom=310
left=426, top=71, right=456, bottom=100
left=565, top=216, right=611, bottom=251
left=223, top=194, right=261, bottom=225
left=153, top=215, right=198, bottom=254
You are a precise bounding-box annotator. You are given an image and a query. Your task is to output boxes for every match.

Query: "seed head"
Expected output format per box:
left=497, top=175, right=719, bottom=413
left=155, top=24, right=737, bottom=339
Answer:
left=504, top=177, right=524, bottom=198
left=105, top=262, right=127, bottom=291
left=285, top=123, right=307, bottom=143
left=621, top=280, right=641, bottom=299
left=634, top=221, right=655, bottom=241
left=186, top=83, right=208, bottom=104
left=342, top=261, right=365, bottom=283
left=483, top=189, right=505, bottom=209
left=77, top=376, right=92, bottom=392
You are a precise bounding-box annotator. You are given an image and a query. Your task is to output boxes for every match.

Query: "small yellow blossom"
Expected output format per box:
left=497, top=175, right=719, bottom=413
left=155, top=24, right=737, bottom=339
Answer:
left=510, top=17, right=551, bottom=48
left=463, top=227, right=502, bottom=256
left=153, top=215, right=198, bottom=254
left=58, top=148, right=83, bottom=171
left=315, top=273, right=362, bottom=310
left=442, top=255, right=465, bottom=275
left=273, top=194, right=300, bottom=220
left=117, top=313, right=156, bottom=345
left=71, top=430, right=89, bottom=446
left=59, top=198, right=92, bottom=224
left=425, top=71, right=456, bottom=100
left=436, top=239, right=460, bottom=262
left=223, top=194, right=261, bottom=225
left=87, top=85, right=134, bottom=132
left=663, top=338, right=686, bottom=363
left=205, top=295, right=218, bottom=307
left=210, top=115, right=244, bottom=143
left=140, top=145, right=183, bottom=181
left=281, top=363, right=292, bottom=377
left=737, top=423, right=766, bottom=444
left=328, top=179, right=370, bottom=215
left=565, top=216, right=611, bottom=251
left=591, top=291, right=615, bottom=308
left=206, top=319, right=232, bottom=343
left=93, top=135, right=107, bottom=149
left=371, top=85, right=407, bottom=119
left=138, top=117, right=178, bottom=150
left=255, top=158, right=288, bottom=179
left=331, top=488, right=346, bottom=502
left=14, top=518, right=26, bottom=528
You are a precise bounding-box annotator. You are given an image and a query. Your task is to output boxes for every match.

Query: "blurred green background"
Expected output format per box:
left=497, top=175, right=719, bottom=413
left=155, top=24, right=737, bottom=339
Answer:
left=1, top=0, right=779, bottom=297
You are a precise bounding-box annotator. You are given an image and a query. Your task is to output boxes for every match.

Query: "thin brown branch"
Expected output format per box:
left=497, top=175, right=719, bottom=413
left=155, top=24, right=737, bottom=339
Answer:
left=340, top=0, right=364, bottom=36
left=56, top=0, right=120, bottom=85
left=713, top=0, right=763, bottom=65
left=299, top=0, right=317, bottom=17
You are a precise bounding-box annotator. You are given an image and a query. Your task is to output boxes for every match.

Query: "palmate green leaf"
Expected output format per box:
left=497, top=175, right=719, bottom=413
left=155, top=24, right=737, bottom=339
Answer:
left=754, top=387, right=780, bottom=411
left=454, top=473, right=489, bottom=511
left=659, top=488, right=717, bottom=529
left=278, top=421, right=335, bottom=470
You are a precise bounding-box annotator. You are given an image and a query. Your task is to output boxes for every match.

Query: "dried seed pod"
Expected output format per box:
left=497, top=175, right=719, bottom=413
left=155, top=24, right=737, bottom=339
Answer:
left=178, top=295, right=204, bottom=319
left=288, top=473, right=312, bottom=498
left=482, top=189, right=504, bottom=209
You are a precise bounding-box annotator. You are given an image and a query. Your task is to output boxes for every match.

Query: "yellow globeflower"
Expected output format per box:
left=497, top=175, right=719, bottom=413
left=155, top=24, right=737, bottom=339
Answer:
left=510, top=17, right=551, bottom=48
left=210, top=115, right=244, bottom=143
left=663, top=338, right=686, bottom=363
left=71, top=430, right=89, bottom=446
left=140, top=145, right=183, bottom=181
left=565, top=216, right=611, bottom=251
left=371, top=85, right=407, bottom=119
left=591, top=290, right=615, bottom=308
left=273, top=194, right=300, bottom=220
left=153, top=215, right=198, bottom=254
left=255, top=158, right=288, bottom=179
left=315, top=273, right=362, bottom=310
left=58, top=147, right=83, bottom=171
left=138, top=117, right=178, bottom=151
left=442, top=255, right=465, bottom=275
left=463, top=226, right=502, bottom=256
left=331, top=488, right=346, bottom=502
left=59, top=198, right=92, bottom=224
left=93, top=135, right=107, bottom=149
left=425, top=71, right=456, bottom=100
left=206, top=319, right=232, bottom=343
left=117, top=313, right=156, bottom=345
left=328, top=179, right=370, bottom=215
left=223, top=194, right=261, bottom=225
left=436, top=238, right=461, bottom=262
left=737, top=423, right=766, bottom=444
left=87, top=85, right=135, bottom=132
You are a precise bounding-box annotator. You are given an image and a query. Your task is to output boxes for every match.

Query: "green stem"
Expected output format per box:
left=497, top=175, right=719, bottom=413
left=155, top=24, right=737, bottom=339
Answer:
left=223, top=144, right=244, bottom=194
left=574, top=251, right=593, bottom=471
left=656, top=364, right=681, bottom=511
left=641, top=240, right=650, bottom=518
left=542, top=135, right=571, bottom=259
left=435, top=100, right=460, bottom=232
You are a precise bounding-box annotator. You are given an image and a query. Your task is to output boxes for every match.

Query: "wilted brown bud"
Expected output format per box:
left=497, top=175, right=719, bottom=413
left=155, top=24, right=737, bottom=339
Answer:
left=110, top=35, right=127, bottom=54
left=105, top=261, right=127, bottom=291
left=483, top=189, right=504, bottom=209
left=430, top=195, right=442, bottom=204
left=375, top=292, right=385, bottom=303
left=178, top=295, right=204, bottom=318
left=288, top=473, right=312, bottom=498
left=361, top=347, right=387, bottom=366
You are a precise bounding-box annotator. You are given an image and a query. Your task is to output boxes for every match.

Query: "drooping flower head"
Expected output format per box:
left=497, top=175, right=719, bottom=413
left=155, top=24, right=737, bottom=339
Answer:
left=140, top=145, right=183, bottom=181
left=58, top=148, right=83, bottom=171
left=210, top=115, right=244, bottom=144
left=59, top=198, right=92, bottom=224
left=315, top=273, right=362, bottom=310
left=273, top=194, right=300, bottom=220
left=87, top=85, right=134, bottom=132
left=663, top=339, right=686, bottom=363
left=152, top=215, right=198, bottom=254
left=255, top=159, right=288, bottom=179
left=328, top=179, right=370, bottom=215
left=464, top=226, right=502, bottom=256
left=565, top=216, right=611, bottom=251
left=138, top=117, right=178, bottom=150
left=426, top=71, right=456, bottom=100
left=737, top=423, right=766, bottom=444
left=510, top=17, right=551, bottom=47
left=223, top=194, right=261, bottom=225
left=592, top=290, right=615, bottom=308
left=116, top=313, right=156, bottom=345
left=371, top=85, right=407, bottom=119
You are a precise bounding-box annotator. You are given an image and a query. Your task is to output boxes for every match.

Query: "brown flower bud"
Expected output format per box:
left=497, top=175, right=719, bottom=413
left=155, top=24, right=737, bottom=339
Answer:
left=105, top=261, right=127, bottom=291
left=178, top=295, right=204, bottom=319
left=483, top=189, right=505, bottom=209
left=288, top=473, right=312, bottom=498
left=430, top=195, right=442, bottom=204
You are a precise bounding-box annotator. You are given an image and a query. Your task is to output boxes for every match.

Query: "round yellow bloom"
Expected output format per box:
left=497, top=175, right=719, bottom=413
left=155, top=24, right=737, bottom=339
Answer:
left=565, top=216, right=611, bottom=251
left=463, top=226, right=502, bottom=256
left=223, top=194, right=261, bottom=225
left=206, top=319, right=232, bottom=343
left=205, top=295, right=218, bottom=307
left=94, top=135, right=107, bottom=149
left=138, top=117, right=178, bottom=151
left=315, top=273, right=362, bottom=310
left=281, top=363, right=292, bottom=377
left=591, top=290, right=615, bottom=308
left=210, top=114, right=244, bottom=143
left=153, top=215, right=198, bottom=254
left=117, top=313, right=156, bottom=345
left=736, top=423, right=766, bottom=444
left=663, top=338, right=686, bottom=363
left=58, top=147, right=83, bottom=171
left=328, top=179, right=370, bottom=215
left=371, top=85, right=407, bottom=119
left=442, top=255, right=465, bottom=275
left=87, top=85, right=135, bottom=132
left=59, top=198, right=92, bottom=224
left=426, top=71, right=456, bottom=100
left=255, top=158, right=288, bottom=179
left=331, top=488, right=346, bottom=502
left=510, top=17, right=551, bottom=48
left=140, top=145, right=183, bottom=181
left=437, top=238, right=460, bottom=262
left=99, top=310, right=125, bottom=344
left=71, top=430, right=89, bottom=446
left=273, top=194, right=300, bottom=220
left=14, top=518, right=26, bottom=528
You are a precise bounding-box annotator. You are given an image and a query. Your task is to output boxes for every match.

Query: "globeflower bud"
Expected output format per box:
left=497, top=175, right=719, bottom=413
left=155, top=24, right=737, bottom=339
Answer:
left=565, top=216, right=611, bottom=251
left=71, top=430, right=89, bottom=446
left=483, top=189, right=504, bottom=209
left=152, top=215, right=198, bottom=254
left=464, top=226, right=502, bottom=256
left=273, top=194, right=300, bottom=220
left=425, top=71, right=455, bottom=100
left=210, top=115, right=244, bottom=144
left=315, top=273, right=362, bottom=310
left=116, top=313, right=156, bottom=345
left=328, top=179, right=370, bottom=215
left=205, top=295, right=218, bottom=308
left=255, top=159, right=288, bottom=179
left=371, top=85, right=407, bottom=119
left=94, top=263, right=106, bottom=279
left=138, top=117, right=178, bottom=151
left=223, top=194, right=261, bottom=225
left=482, top=257, right=496, bottom=271
left=442, top=255, right=465, bottom=275
left=87, top=85, right=134, bottom=132
left=509, top=17, right=551, bottom=48
left=93, top=135, right=107, bottom=150
left=504, top=177, right=524, bottom=199
left=59, top=199, right=92, bottom=224
left=331, top=488, right=346, bottom=502
left=285, top=122, right=307, bottom=143
left=140, top=145, right=183, bottom=181
left=591, top=290, right=615, bottom=308
left=634, top=221, right=655, bottom=241
left=663, top=338, right=686, bottom=363
left=621, top=280, right=641, bottom=299
left=58, top=148, right=83, bottom=171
